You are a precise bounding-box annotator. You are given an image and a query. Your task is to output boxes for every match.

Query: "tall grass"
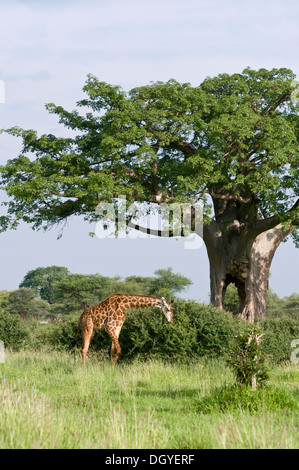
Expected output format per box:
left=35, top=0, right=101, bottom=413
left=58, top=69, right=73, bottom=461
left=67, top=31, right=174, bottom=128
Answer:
left=0, top=350, right=299, bottom=448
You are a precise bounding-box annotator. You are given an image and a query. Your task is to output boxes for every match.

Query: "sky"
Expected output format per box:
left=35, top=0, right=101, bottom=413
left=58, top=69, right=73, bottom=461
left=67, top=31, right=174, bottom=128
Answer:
left=0, top=0, right=298, bottom=302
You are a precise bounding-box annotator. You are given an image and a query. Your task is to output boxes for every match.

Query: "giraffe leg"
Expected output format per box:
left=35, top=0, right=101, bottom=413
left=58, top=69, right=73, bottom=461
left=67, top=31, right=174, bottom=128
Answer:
left=107, top=326, right=122, bottom=365
left=80, top=322, right=94, bottom=366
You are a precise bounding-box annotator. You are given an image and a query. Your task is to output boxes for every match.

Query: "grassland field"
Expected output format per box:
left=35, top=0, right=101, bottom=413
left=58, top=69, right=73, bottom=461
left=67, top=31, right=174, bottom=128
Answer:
left=1, top=349, right=299, bottom=449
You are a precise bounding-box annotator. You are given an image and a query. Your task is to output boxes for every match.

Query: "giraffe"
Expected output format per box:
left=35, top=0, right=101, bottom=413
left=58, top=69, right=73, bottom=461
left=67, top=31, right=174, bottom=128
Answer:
left=69, top=293, right=173, bottom=365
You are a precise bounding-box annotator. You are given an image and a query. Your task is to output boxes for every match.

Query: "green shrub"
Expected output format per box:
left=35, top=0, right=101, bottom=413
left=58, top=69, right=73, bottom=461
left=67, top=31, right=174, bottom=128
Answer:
left=227, top=326, right=270, bottom=389
left=24, top=300, right=245, bottom=361
left=261, top=317, right=299, bottom=363
left=5, top=297, right=299, bottom=365
left=119, top=302, right=198, bottom=360
left=110, top=300, right=244, bottom=361
left=195, top=384, right=299, bottom=414
left=36, top=316, right=80, bottom=349
left=0, top=310, right=30, bottom=350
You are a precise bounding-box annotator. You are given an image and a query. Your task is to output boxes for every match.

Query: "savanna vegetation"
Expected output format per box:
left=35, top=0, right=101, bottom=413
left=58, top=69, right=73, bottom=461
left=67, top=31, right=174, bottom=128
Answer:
left=0, top=265, right=298, bottom=363
left=0, top=265, right=299, bottom=448
left=1, top=352, right=299, bottom=449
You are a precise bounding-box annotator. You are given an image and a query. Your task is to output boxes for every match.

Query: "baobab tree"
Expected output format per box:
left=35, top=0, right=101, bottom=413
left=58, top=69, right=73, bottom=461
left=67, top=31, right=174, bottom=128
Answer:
left=1, top=67, right=298, bottom=321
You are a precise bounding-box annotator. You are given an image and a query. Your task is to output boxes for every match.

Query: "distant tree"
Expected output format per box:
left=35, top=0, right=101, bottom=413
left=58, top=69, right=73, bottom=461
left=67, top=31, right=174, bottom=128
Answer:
left=148, top=268, right=192, bottom=299
left=19, top=266, right=70, bottom=304
left=123, top=275, right=154, bottom=295
left=284, top=293, right=299, bottom=319
left=264, top=290, right=286, bottom=318
left=51, top=273, right=111, bottom=315
left=224, top=284, right=239, bottom=315
left=6, top=288, right=50, bottom=320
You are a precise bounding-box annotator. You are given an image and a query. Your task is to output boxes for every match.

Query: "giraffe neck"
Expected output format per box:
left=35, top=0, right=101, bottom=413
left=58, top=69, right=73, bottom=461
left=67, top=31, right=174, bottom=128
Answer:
left=121, top=294, right=161, bottom=309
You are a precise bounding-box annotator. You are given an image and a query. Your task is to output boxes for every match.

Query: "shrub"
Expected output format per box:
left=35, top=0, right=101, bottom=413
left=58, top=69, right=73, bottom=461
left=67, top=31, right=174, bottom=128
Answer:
left=119, top=302, right=198, bottom=360
left=24, top=300, right=245, bottom=361
left=36, top=316, right=80, bottom=349
left=0, top=310, right=30, bottom=350
left=226, top=326, right=269, bottom=389
left=6, top=296, right=299, bottom=365
left=261, top=317, right=299, bottom=363
left=108, top=300, right=244, bottom=361
left=195, top=384, right=299, bottom=414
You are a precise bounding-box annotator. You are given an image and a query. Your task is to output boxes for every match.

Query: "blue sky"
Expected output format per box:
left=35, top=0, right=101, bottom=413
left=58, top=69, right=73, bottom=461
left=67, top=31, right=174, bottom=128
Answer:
left=0, top=0, right=298, bottom=301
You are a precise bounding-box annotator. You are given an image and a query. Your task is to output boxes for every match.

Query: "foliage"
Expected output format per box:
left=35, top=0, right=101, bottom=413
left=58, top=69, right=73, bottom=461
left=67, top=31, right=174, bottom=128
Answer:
left=50, top=273, right=112, bottom=315
left=6, top=288, right=51, bottom=320
left=224, top=284, right=239, bottom=315
left=261, top=316, right=299, bottom=363
left=195, top=384, right=299, bottom=414
left=0, top=310, right=30, bottom=350
left=147, top=268, right=192, bottom=299
left=282, top=293, right=299, bottom=319
left=0, top=290, right=10, bottom=310
left=19, top=266, right=70, bottom=303
left=17, top=266, right=191, bottom=317
left=226, top=326, right=270, bottom=389
left=265, top=290, right=291, bottom=319
left=224, top=285, right=299, bottom=320
left=0, top=68, right=298, bottom=239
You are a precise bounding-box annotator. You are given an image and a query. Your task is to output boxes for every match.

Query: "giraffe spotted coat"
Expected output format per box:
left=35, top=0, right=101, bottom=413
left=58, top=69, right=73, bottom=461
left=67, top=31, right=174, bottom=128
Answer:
left=74, top=293, right=173, bottom=364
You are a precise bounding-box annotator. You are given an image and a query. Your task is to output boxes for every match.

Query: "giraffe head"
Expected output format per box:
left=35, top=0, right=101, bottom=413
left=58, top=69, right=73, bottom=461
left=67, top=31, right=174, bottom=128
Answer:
left=159, top=297, right=173, bottom=323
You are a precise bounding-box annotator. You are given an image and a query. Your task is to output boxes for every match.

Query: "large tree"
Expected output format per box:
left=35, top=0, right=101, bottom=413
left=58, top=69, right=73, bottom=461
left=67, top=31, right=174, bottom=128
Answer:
left=1, top=68, right=298, bottom=321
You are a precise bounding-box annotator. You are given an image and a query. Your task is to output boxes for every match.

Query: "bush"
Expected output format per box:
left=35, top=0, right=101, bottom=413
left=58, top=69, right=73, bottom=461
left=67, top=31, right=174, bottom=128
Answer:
left=226, top=326, right=269, bottom=389
left=42, top=300, right=243, bottom=361
left=195, top=384, right=299, bottom=414
left=108, top=300, right=244, bottom=361
left=261, top=317, right=299, bottom=363
left=0, top=310, right=30, bottom=350
left=4, top=296, right=299, bottom=365
left=35, top=316, right=80, bottom=349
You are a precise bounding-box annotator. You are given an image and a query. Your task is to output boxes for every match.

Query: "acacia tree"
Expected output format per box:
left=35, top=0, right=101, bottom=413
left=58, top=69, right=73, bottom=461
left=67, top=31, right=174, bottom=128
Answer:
left=1, top=67, right=298, bottom=321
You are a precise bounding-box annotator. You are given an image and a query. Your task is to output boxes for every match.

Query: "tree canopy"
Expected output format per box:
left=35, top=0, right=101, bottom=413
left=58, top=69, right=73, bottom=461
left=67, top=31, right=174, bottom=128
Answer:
left=19, top=266, right=70, bottom=303
left=1, top=67, right=298, bottom=236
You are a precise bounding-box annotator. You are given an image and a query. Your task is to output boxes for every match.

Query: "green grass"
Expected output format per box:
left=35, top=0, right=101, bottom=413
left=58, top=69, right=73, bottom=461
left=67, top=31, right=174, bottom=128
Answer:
left=0, top=350, right=299, bottom=448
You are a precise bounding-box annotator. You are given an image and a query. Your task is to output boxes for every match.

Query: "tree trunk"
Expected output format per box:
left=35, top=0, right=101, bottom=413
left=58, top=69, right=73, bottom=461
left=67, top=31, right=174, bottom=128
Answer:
left=204, top=218, right=291, bottom=322
left=240, top=224, right=291, bottom=322
left=128, top=196, right=294, bottom=322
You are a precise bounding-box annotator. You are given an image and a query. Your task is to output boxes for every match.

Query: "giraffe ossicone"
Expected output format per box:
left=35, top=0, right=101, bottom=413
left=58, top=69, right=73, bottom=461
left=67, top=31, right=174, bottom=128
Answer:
left=70, top=293, right=174, bottom=365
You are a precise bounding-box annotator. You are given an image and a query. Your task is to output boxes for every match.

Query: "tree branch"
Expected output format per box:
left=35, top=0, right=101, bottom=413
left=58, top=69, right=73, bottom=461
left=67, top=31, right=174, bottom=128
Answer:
left=172, top=140, right=197, bottom=155
left=210, top=191, right=251, bottom=204
left=254, top=198, right=299, bottom=235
